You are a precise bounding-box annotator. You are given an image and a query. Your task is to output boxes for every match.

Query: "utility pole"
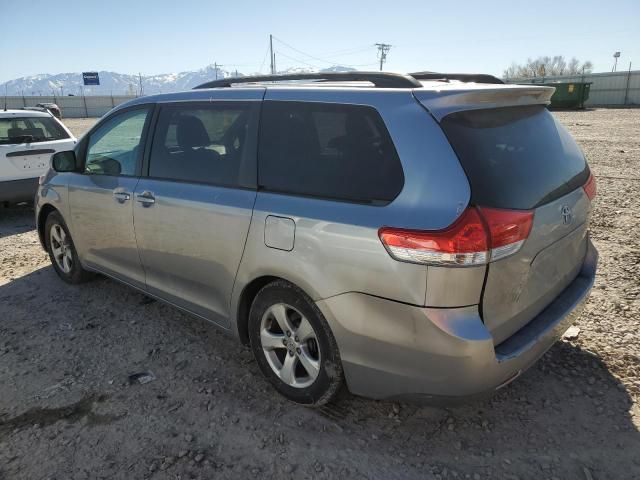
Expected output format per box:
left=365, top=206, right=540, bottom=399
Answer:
left=82, top=86, right=88, bottom=117
left=624, top=62, right=632, bottom=105
left=269, top=34, right=274, bottom=74
left=213, top=62, right=223, bottom=80
left=138, top=73, right=144, bottom=96
left=375, top=43, right=392, bottom=71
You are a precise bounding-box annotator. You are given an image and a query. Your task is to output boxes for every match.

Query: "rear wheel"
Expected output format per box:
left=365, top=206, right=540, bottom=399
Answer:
left=45, top=211, right=93, bottom=284
left=248, top=280, right=343, bottom=406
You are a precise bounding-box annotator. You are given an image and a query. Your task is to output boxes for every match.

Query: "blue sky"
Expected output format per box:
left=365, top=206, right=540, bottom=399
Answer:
left=2, top=0, right=639, bottom=82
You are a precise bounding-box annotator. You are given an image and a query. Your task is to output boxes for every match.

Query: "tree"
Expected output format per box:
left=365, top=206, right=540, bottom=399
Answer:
left=503, top=56, right=593, bottom=79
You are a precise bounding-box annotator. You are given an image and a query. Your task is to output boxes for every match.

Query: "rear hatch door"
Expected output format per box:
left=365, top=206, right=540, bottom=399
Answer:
left=428, top=97, right=592, bottom=344
left=0, top=115, right=76, bottom=181
left=1, top=138, right=76, bottom=180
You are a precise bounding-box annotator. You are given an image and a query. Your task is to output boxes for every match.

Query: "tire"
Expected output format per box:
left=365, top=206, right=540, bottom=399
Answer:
left=44, top=210, right=93, bottom=284
left=248, top=280, right=344, bottom=406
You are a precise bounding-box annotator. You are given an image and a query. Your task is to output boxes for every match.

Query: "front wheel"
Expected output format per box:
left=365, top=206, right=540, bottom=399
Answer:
left=248, top=281, right=344, bottom=406
left=45, top=211, right=93, bottom=284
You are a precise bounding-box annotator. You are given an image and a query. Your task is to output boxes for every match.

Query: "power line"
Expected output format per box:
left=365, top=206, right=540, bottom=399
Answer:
left=221, top=62, right=264, bottom=67
left=273, top=36, right=335, bottom=65
left=275, top=50, right=322, bottom=69
left=274, top=49, right=378, bottom=71
left=334, top=61, right=379, bottom=68
left=375, top=43, right=392, bottom=71
left=316, top=45, right=373, bottom=57
left=259, top=40, right=271, bottom=73
left=272, top=36, right=378, bottom=68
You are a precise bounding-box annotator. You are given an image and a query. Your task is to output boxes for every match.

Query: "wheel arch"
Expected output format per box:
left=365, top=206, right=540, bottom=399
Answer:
left=234, top=273, right=328, bottom=345
left=37, top=203, right=59, bottom=249
left=234, top=275, right=281, bottom=345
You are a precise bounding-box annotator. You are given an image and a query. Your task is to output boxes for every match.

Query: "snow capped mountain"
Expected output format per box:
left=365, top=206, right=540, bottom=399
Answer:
left=318, top=65, right=363, bottom=73
left=1, top=64, right=356, bottom=96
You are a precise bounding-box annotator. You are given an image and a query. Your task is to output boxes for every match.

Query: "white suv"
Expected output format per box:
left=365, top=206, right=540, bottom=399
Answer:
left=0, top=109, right=76, bottom=204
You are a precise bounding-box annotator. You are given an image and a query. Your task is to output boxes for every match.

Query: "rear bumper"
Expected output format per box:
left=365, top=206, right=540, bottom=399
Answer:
left=316, top=239, right=598, bottom=402
left=0, top=177, right=39, bottom=203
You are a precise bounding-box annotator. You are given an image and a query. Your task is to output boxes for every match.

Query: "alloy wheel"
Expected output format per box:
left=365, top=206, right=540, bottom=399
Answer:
left=50, top=224, right=73, bottom=274
left=259, top=303, right=321, bottom=388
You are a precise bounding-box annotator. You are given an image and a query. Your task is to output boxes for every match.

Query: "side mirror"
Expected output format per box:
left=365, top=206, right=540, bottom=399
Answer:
left=51, top=151, right=77, bottom=172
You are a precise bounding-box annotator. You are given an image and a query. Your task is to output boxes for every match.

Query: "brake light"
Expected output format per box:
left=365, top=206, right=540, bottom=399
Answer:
left=477, top=206, right=534, bottom=261
left=583, top=172, right=596, bottom=201
left=379, top=206, right=534, bottom=266
left=379, top=208, right=488, bottom=266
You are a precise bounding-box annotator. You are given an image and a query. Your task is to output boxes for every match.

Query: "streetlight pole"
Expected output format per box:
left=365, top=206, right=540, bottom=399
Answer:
left=613, top=51, right=621, bottom=72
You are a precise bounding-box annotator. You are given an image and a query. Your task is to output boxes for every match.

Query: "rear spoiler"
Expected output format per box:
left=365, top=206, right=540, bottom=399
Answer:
left=413, top=84, right=555, bottom=121
left=410, top=72, right=504, bottom=85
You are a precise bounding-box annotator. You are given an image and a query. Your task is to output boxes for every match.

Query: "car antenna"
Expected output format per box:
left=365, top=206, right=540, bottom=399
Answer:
left=3, top=85, right=7, bottom=111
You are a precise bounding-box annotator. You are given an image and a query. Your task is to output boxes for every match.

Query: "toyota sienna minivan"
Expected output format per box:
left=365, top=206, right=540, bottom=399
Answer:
left=36, top=72, right=598, bottom=406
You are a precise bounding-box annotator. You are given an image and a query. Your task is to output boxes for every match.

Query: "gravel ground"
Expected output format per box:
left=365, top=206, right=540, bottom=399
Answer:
left=1, top=110, right=639, bottom=480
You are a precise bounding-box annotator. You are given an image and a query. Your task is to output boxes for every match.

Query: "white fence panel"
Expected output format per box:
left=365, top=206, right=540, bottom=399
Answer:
left=505, top=70, right=640, bottom=106
left=2, top=95, right=137, bottom=118
left=4, top=73, right=639, bottom=114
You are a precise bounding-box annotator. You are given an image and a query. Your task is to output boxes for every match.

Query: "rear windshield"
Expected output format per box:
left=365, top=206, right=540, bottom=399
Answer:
left=0, top=116, right=69, bottom=145
left=440, top=105, right=589, bottom=210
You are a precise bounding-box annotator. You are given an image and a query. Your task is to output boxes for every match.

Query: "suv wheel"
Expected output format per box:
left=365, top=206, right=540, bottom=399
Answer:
left=248, top=281, right=343, bottom=406
left=45, top=211, right=93, bottom=284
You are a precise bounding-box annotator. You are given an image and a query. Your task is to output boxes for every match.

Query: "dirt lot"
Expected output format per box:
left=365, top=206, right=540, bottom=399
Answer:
left=1, top=110, right=639, bottom=480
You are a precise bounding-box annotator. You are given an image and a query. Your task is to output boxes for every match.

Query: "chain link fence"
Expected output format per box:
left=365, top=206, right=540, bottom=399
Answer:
left=2, top=95, right=137, bottom=118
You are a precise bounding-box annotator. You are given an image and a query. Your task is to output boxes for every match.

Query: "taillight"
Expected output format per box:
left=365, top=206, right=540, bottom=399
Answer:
left=583, top=172, right=596, bottom=201
left=379, top=208, right=488, bottom=266
left=379, top=206, right=534, bottom=266
left=477, top=206, right=534, bottom=261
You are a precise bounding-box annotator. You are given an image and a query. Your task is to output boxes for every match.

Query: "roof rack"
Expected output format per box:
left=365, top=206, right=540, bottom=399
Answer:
left=410, top=72, right=504, bottom=85
left=194, top=71, right=423, bottom=89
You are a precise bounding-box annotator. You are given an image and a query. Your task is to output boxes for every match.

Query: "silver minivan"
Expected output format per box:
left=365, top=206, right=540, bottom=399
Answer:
left=36, top=72, right=598, bottom=406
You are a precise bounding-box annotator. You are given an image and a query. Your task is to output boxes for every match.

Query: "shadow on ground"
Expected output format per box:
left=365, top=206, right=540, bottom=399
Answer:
left=0, top=266, right=638, bottom=479
left=0, top=205, right=35, bottom=239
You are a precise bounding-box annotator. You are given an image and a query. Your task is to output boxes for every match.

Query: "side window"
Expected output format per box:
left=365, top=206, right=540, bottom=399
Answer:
left=85, top=107, right=150, bottom=176
left=148, top=102, right=259, bottom=188
left=258, top=101, right=404, bottom=204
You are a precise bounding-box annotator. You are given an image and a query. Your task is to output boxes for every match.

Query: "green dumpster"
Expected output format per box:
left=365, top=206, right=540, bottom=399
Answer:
left=539, top=82, right=592, bottom=109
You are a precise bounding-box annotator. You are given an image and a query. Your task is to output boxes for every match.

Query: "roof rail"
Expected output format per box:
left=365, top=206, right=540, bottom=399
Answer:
left=194, top=71, right=423, bottom=89
left=410, top=72, right=504, bottom=85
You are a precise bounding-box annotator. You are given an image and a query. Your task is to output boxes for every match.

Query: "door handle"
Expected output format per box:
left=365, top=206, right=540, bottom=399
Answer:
left=113, top=190, right=131, bottom=203
left=136, top=191, right=156, bottom=206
